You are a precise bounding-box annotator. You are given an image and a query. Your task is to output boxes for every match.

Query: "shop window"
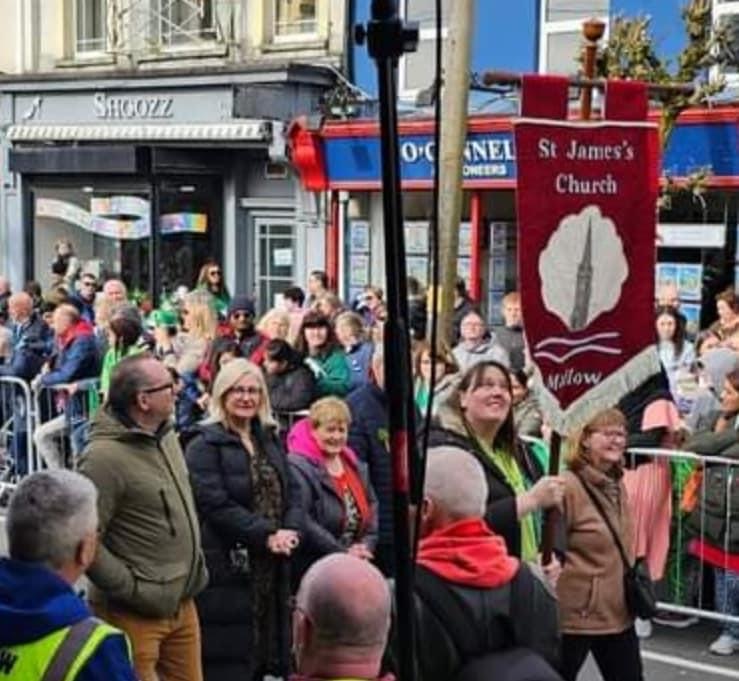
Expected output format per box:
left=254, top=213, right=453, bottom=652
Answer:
left=274, top=0, right=317, bottom=38
left=75, top=0, right=107, bottom=54
left=32, top=184, right=150, bottom=295
left=403, top=38, right=441, bottom=92
left=156, top=0, right=217, bottom=47
left=405, top=0, right=453, bottom=29
left=545, top=30, right=582, bottom=75
left=157, top=178, right=222, bottom=296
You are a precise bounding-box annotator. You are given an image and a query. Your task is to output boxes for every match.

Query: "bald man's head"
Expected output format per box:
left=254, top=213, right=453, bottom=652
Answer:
left=8, top=292, right=33, bottom=322
left=294, top=554, right=391, bottom=675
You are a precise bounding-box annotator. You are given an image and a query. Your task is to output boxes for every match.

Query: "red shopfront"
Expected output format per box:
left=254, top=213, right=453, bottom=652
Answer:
left=291, top=108, right=739, bottom=329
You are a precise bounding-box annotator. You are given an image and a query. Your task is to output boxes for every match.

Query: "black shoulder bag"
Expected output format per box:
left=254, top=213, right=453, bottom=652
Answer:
left=575, top=474, right=657, bottom=619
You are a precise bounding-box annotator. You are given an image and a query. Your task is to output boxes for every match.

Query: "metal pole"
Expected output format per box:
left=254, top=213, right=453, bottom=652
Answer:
left=356, top=5, right=418, bottom=681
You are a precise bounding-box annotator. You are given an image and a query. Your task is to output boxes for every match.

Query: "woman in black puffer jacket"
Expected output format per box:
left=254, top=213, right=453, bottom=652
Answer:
left=185, top=358, right=302, bottom=681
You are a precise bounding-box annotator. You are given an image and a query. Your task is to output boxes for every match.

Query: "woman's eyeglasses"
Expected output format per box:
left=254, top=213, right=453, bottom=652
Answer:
left=229, top=385, right=262, bottom=397
left=208, top=269, right=222, bottom=277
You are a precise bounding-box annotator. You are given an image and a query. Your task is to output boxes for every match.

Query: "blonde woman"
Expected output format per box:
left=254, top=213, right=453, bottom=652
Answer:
left=334, top=311, right=374, bottom=393
left=558, top=408, right=643, bottom=681
left=185, top=358, right=301, bottom=681
left=256, top=308, right=290, bottom=342
left=175, top=290, right=217, bottom=429
left=287, top=396, right=377, bottom=579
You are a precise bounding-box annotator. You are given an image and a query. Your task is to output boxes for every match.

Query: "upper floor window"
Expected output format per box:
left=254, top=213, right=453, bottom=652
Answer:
left=157, top=0, right=217, bottom=47
left=76, top=0, right=107, bottom=54
left=274, top=0, right=317, bottom=38
left=545, top=0, right=608, bottom=23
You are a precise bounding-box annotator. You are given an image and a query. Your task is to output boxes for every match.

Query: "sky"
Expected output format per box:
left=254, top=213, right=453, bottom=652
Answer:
left=352, top=0, right=695, bottom=100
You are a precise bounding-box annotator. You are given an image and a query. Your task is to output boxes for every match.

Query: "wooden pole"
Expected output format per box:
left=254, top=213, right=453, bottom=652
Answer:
left=433, top=0, right=475, bottom=346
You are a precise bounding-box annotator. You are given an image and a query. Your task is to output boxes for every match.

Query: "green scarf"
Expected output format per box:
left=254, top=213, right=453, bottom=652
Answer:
left=475, top=435, right=539, bottom=562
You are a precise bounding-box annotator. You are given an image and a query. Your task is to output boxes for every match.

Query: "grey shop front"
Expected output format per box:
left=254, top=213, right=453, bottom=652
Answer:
left=0, top=65, right=331, bottom=306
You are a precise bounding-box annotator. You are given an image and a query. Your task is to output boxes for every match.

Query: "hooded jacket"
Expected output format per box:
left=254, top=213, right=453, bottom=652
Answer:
left=452, top=338, right=510, bottom=373
left=79, top=408, right=208, bottom=619
left=287, top=418, right=378, bottom=563
left=425, top=397, right=548, bottom=559
left=41, top=319, right=100, bottom=387
left=684, top=415, right=739, bottom=554
left=0, top=559, right=136, bottom=681
left=409, top=519, right=560, bottom=681
left=686, top=348, right=739, bottom=432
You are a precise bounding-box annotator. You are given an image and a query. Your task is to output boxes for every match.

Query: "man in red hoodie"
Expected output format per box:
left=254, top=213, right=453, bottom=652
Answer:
left=411, top=446, right=562, bottom=681
left=32, top=303, right=100, bottom=468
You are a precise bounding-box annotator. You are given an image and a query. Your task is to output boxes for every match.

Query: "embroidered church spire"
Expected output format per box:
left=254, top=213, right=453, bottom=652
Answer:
left=569, top=219, right=593, bottom=331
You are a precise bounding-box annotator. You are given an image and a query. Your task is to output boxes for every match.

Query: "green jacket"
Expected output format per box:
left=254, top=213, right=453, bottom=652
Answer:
left=309, top=348, right=351, bottom=397
left=79, top=408, right=208, bottom=619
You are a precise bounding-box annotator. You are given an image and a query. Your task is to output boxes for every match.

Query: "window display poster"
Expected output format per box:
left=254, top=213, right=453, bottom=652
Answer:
left=349, top=254, right=370, bottom=287
left=491, top=255, right=507, bottom=290
left=457, top=257, right=471, bottom=288
left=405, top=222, right=429, bottom=255
left=458, top=222, right=471, bottom=257
left=350, top=220, right=370, bottom=253
left=490, top=222, right=508, bottom=253
left=406, top=256, right=429, bottom=285
left=681, top=303, right=701, bottom=336
left=656, top=263, right=678, bottom=290
left=488, top=290, right=504, bottom=325
left=677, top=264, right=702, bottom=301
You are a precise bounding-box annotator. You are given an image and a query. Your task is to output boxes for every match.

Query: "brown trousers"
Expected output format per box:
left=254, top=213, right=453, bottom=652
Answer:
left=93, top=598, right=203, bottom=681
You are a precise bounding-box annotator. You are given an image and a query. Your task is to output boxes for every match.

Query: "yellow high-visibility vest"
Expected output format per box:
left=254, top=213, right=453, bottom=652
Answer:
left=0, top=617, right=129, bottom=681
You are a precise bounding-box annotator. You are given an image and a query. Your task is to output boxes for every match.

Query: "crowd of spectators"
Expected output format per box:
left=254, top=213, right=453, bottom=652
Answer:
left=2, top=262, right=739, bottom=681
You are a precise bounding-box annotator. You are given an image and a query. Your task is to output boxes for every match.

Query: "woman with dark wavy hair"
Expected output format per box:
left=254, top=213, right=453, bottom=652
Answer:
left=427, top=360, right=564, bottom=562
left=295, top=311, right=350, bottom=397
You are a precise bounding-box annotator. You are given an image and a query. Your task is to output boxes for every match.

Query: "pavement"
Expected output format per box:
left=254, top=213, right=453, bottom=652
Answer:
left=578, top=621, right=739, bottom=681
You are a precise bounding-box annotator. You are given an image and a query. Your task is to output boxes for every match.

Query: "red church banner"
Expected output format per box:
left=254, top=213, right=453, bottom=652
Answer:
left=515, top=77, right=662, bottom=433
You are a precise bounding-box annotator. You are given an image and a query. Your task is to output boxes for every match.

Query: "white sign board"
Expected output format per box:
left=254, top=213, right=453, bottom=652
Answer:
left=657, top=223, right=725, bottom=249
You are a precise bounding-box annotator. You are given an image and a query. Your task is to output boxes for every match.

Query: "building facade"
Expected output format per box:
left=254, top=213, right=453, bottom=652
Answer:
left=331, top=1, right=739, bottom=328
left=0, top=0, right=348, bottom=311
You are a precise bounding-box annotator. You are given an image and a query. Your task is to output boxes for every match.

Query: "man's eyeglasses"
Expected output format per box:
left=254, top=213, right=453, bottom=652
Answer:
left=231, top=311, right=252, bottom=320
left=82, top=281, right=97, bottom=288
left=140, top=382, right=174, bottom=395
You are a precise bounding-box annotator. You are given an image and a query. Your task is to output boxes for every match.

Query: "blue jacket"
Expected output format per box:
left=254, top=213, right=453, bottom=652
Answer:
left=70, top=293, right=97, bottom=325
left=40, top=320, right=100, bottom=423
left=0, top=558, right=136, bottom=681
left=41, top=320, right=100, bottom=388
left=0, top=313, right=52, bottom=381
left=345, top=341, right=374, bottom=394
left=346, top=382, right=393, bottom=547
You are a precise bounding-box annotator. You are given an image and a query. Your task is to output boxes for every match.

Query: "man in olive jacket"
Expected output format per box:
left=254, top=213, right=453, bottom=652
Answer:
left=79, top=354, right=208, bottom=681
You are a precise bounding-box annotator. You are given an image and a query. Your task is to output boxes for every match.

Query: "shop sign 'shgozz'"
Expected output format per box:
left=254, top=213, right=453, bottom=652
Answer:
left=93, top=92, right=175, bottom=120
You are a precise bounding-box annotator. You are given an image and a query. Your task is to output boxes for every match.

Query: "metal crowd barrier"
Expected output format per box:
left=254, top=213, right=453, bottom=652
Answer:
left=627, top=447, right=739, bottom=627
left=32, top=379, right=101, bottom=472
left=0, top=376, right=38, bottom=480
